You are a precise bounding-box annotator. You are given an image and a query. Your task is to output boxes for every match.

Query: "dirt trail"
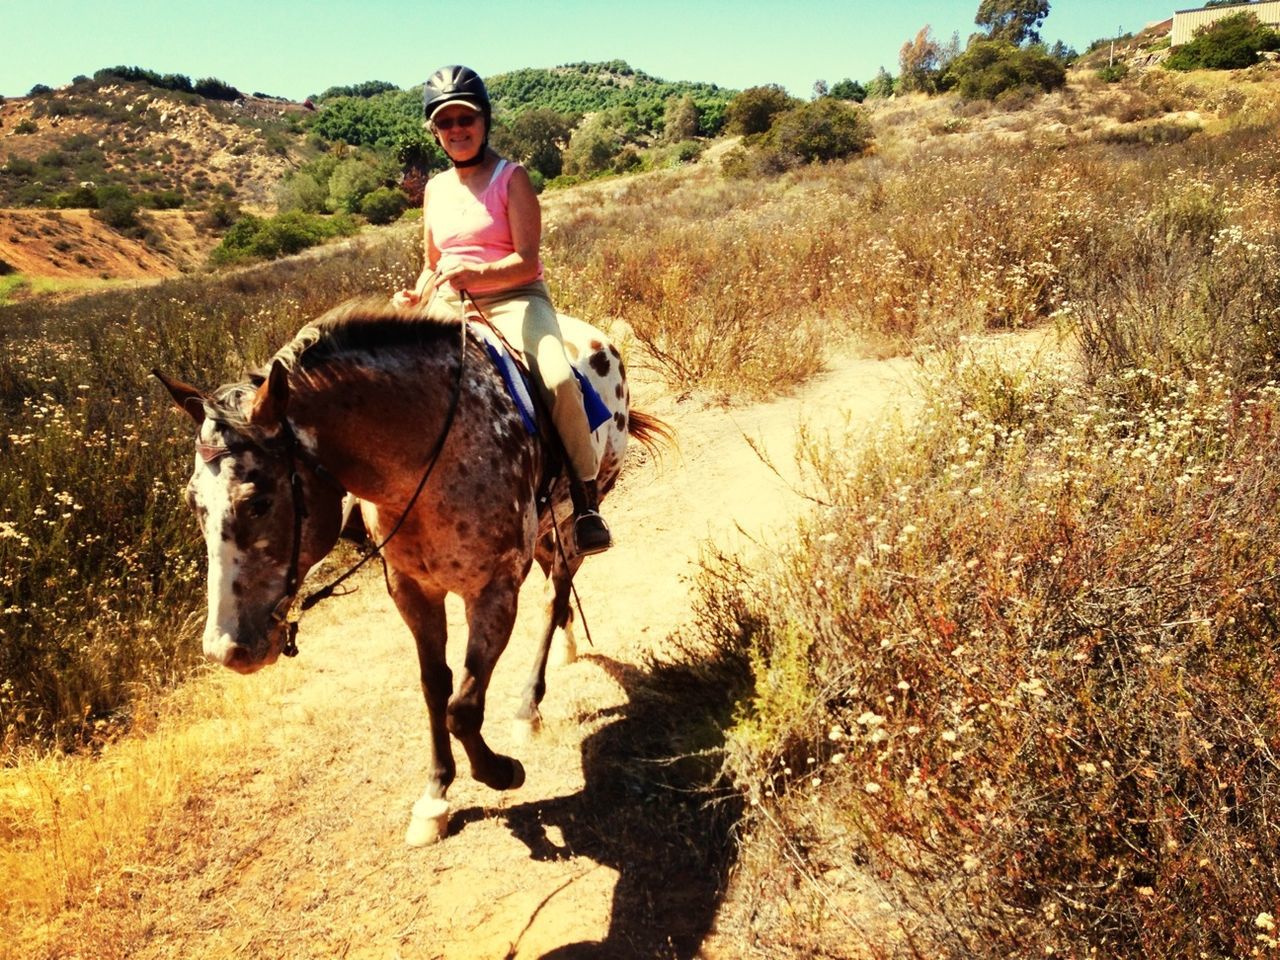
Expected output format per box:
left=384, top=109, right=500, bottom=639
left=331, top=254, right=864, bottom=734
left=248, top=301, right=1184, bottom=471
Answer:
left=91, top=343, right=959, bottom=959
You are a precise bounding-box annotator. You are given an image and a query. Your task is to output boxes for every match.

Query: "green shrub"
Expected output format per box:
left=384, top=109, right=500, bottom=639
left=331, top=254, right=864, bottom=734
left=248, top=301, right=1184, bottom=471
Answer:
left=201, top=198, right=240, bottom=229
left=490, top=108, right=573, bottom=179
left=1166, top=12, right=1280, bottom=71
left=50, top=184, right=99, bottom=209
left=829, top=78, right=867, bottom=102
left=944, top=38, right=1066, bottom=101
left=725, top=84, right=797, bottom=136
left=192, top=77, right=241, bottom=101
left=306, top=88, right=424, bottom=149
left=325, top=157, right=387, bottom=214
left=561, top=113, right=624, bottom=176
left=139, top=189, right=184, bottom=210
left=208, top=210, right=357, bottom=265
left=92, top=186, right=140, bottom=230
left=358, top=185, right=407, bottom=225
left=14, top=119, right=38, bottom=135
left=274, top=171, right=327, bottom=214
left=1096, top=62, right=1129, bottom=83
left=864, top=66, right=897, bottom=99
left=734, top=99, right=873, bottom=175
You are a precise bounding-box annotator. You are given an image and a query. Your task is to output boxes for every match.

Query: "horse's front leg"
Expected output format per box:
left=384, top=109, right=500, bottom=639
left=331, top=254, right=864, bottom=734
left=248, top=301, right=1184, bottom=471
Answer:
left=387, top=569, right=455, bottom=846
left=452, top=575, right=526, bottom=791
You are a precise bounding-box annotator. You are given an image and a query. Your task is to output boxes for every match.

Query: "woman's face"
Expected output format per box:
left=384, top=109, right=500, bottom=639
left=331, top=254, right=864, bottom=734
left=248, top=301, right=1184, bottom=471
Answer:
left=431, top=105, right=485, bottom=163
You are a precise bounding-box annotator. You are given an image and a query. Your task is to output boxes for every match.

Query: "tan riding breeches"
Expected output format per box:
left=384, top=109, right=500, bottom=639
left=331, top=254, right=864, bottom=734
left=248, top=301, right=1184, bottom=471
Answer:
left=428, top=281, right=601, bottom=482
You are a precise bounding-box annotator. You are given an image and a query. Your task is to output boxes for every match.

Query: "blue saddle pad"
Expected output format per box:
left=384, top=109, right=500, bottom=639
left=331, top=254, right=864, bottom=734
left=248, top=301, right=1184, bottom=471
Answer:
left=472, top=324, right=612, bottom=436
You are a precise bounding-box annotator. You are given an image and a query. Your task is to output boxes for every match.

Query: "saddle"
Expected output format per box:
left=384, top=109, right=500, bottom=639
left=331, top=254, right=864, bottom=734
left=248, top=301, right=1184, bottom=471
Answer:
left=469, top=323, right=612, bottom=436
left=469, top=322, right=612, bottom=518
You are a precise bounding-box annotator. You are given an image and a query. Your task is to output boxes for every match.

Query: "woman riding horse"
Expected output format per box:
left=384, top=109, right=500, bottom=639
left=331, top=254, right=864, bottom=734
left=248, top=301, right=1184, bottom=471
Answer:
left=393, top=64, right=612, bottom=557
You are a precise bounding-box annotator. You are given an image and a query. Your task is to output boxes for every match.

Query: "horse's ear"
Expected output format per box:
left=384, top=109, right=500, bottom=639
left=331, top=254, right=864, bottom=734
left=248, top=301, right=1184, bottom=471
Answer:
left=249, top=359, right=289, bottom=427
left=153, top=368, right=206, bottom=425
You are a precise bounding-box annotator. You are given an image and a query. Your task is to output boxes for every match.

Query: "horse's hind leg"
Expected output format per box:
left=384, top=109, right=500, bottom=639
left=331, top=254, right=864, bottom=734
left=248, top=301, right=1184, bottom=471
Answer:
left=513, top=551, right=580, bottom=743
left=387, top=570, right=455, bottom=846
left=453, top=576, right=526, bottom=792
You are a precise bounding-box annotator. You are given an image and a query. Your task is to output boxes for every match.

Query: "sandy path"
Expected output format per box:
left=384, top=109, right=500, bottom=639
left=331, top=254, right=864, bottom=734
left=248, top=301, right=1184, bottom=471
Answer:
left=97, top=345, right=929, bottom=960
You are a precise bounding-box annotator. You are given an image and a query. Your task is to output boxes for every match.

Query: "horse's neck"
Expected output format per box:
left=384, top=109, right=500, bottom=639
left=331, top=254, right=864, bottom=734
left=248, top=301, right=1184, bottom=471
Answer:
left=287, top=350, right=459, bottom=502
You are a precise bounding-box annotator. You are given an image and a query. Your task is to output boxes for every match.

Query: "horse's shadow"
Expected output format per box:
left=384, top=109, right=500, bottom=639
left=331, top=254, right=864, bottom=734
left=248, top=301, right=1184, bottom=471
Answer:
left=456, top=650, right=748, bottom=959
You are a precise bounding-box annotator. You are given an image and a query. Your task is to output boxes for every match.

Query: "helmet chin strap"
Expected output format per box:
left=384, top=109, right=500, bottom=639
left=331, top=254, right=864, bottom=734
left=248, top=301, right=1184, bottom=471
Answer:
left=450, top=135, right=488, bottom=168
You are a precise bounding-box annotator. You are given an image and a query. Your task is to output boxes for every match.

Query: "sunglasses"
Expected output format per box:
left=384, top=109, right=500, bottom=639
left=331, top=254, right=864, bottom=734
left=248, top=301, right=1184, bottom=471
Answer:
left=434, top=114, right=480, bottom=131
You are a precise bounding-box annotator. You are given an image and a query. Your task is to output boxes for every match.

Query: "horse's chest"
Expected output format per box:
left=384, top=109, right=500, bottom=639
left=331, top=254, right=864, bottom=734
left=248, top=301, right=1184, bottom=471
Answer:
left=370, top=450, right=539, bottom=592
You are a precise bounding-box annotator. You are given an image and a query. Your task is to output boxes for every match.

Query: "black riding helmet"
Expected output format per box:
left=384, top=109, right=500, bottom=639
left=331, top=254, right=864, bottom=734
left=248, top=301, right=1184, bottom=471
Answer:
left=423, top=65, right=491, bottom=167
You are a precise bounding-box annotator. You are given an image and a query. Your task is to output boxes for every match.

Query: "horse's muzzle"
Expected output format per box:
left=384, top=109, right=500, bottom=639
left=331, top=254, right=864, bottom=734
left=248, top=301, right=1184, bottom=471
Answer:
left=204, top=631, right=277, bottom=674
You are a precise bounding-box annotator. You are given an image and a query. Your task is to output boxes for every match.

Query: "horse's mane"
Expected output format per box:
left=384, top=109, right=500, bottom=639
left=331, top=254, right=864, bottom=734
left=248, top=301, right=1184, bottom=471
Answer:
left=279, top=297, right=463, bottom=373
left=206, top=297, right=465, bottom=429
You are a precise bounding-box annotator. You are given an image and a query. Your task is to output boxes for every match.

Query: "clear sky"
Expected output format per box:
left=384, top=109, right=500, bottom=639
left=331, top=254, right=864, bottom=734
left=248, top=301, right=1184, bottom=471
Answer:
left=1, top=0, right=1176, bottom=102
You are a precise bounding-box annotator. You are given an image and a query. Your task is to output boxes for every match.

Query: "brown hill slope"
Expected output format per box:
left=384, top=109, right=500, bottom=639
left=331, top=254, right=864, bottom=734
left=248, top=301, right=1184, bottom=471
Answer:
left=0, top=83, right=307, bottom=208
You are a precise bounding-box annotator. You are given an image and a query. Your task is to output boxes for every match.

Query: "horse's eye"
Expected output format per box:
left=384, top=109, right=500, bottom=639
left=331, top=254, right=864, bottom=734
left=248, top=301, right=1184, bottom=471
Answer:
left=248, top=497, right=273, bottom=519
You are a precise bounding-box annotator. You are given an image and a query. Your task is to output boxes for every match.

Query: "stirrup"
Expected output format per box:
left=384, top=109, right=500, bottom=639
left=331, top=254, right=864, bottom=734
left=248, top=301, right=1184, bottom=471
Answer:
left=573, top=510, right=613, bottom=556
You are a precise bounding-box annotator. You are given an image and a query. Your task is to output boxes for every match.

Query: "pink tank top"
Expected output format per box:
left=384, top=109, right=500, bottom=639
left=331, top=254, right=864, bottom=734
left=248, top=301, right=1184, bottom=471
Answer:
left=427, top=159, right=544, bottom=295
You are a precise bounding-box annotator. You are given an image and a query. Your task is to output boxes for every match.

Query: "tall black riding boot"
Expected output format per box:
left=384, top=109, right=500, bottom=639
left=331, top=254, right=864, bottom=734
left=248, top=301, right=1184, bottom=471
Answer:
left=569, top=477, right=613, bottom=556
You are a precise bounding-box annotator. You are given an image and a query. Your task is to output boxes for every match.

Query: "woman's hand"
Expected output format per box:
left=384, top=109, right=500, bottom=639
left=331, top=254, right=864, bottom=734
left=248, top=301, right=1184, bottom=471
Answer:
left=391, top=289, right=420, bottom=308
left=439, top=263, right=485, bottom=292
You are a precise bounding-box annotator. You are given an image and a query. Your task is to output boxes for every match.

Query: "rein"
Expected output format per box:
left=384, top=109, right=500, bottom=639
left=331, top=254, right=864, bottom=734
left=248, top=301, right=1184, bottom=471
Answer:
left=461, top=296, right=596, bottom=649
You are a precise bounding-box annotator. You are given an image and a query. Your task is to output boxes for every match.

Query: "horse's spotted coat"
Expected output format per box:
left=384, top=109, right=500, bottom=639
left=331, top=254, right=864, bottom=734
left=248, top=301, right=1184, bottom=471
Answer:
left=159, top=303, right=667, bottom=845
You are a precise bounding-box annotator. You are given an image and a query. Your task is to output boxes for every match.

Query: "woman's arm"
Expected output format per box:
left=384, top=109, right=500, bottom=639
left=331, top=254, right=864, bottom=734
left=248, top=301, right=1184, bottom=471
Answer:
left=437, top=165, right=542, bottom=292
left=392, top=184, right=442, bottom=306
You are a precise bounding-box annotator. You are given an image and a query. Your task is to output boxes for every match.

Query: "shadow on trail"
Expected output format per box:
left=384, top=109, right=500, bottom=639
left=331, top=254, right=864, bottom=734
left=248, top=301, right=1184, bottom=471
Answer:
left=472, top=650, right=749, bottom=959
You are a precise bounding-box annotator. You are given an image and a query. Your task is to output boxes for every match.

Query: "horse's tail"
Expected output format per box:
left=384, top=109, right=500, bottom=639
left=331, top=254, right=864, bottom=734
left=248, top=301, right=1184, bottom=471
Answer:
left=628, top=408, right=676, bottom=459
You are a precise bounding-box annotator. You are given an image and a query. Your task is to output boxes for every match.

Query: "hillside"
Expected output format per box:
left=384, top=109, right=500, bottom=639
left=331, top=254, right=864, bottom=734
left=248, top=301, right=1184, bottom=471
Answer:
left=486, top=59, right=734, bottom=119
left=0, top=60, right=738, bottom=295
left=0, top=81, right=309, bottom=210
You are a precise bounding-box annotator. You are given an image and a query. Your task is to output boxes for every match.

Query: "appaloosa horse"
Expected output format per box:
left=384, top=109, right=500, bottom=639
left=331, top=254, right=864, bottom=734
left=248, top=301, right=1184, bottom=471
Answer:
left=156, top=301, right=667, bottom=845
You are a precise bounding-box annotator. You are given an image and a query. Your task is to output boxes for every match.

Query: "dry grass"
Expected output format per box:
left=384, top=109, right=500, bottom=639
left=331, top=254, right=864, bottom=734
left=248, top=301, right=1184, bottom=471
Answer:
left=687, top=76, right=1280, bottom=956
left=700, top=342, right=1280, bottom=956
left=0, top=661, right=305, bottom=959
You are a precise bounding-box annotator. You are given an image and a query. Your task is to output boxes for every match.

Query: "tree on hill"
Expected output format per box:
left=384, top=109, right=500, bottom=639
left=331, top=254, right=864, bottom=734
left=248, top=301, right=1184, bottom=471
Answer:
left=662, top=93, right=700, bottom=142
left=308, top=89, right=424, bottom=148
left=725, top=85, right=797, bottom=136
left=560, top=112, right=624, bottom=176
left=899, top=26, right=946, bottom=93
left=193, top=77, right=241, bottom=101
left=314, top=80, right=399, bottom=102
left=944, top=37, right=1065, bottom=100
left=829, top=78, right=867, bottom=102
left=1165, top=11, right=1280, bottom=70
left=865, top=67, right=897, bottom=99
left=725, top=98, right=873, bottom=176
left=484, top=61, right=733, bottom=138
left=490, top=108, right=573, bottom=179
left=975, top=0, right=1051, bottom=46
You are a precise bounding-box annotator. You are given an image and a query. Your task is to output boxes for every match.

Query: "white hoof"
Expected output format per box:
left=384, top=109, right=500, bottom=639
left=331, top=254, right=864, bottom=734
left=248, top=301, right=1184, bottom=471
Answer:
left=511, top=715, right=541, bottom=744
left=549, top=631, right=577, bottom=668
left=405, top=796, right=450, bottom=846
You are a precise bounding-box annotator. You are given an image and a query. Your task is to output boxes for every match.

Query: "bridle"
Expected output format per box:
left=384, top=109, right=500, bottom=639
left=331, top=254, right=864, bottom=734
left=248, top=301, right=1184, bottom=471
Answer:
left=197, top=420, right=340, bottom=658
